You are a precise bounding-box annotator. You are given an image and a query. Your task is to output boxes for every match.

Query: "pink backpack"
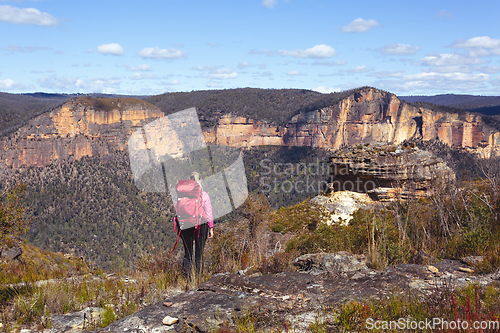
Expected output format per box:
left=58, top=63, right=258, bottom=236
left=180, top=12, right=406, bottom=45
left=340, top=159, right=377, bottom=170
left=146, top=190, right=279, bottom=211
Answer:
left=172, top=179, right=207, bottom=250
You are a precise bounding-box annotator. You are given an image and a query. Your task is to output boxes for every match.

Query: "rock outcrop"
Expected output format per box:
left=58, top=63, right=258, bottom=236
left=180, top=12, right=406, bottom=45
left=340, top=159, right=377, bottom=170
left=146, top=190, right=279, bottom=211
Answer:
left=310, top=191, right=377, bottom=225
left=2, top=87, right=500, bottom=171
left=0, top=246, right=22, bottom=260
left=326, top=142, right=456, bottom=201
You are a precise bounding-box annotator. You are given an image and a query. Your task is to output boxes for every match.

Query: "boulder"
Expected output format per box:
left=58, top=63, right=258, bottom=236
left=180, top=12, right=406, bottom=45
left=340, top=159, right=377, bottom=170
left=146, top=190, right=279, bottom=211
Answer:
left=1, top=246, right=22, bottom=260
left=311, top=191, right=379, bottom=225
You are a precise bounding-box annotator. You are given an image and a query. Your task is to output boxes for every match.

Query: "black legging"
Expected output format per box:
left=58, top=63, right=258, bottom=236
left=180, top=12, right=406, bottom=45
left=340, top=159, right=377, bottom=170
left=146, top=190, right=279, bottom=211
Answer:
left=180, top=223, right=208, bottom=276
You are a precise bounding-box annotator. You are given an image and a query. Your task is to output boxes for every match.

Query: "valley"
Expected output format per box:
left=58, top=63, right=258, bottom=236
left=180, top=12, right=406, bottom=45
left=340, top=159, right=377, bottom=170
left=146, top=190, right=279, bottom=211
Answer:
left=1, top=86, right=500, bottom=332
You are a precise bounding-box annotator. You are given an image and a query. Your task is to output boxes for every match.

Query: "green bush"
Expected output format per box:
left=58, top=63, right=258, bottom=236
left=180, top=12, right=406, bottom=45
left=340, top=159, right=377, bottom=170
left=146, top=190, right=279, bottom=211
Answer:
left=101, top=306, right=116, bottom=328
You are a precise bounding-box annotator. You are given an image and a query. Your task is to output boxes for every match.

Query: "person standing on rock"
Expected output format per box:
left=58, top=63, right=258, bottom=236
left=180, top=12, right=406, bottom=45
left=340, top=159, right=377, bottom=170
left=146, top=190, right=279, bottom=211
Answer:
left=174, top=172, right=214, bottom=280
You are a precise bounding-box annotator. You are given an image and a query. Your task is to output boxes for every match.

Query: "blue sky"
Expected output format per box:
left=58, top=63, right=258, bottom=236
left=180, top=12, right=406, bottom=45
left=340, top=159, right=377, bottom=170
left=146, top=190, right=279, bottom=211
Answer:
left=1, top=0, right=500, bottom=96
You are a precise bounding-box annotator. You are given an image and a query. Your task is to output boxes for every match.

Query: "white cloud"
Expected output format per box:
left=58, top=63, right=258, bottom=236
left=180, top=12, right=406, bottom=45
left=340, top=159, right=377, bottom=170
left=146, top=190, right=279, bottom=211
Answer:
left=238, top=62, right=254, bottom=69
left=38, top=75, right=121, bottom=93
left=453, top=36, right=500, bottom=48
left=404, top=72, right=489, bottom=82
left=125, top=64, right=151, bottom=71
left=206, top=81, right=221, bottom=88
left=435, top=10, right=453, bottom=18
left=313, top=86, right=341, bottom=94
left=0, top=78, right=18, bottom=90
left=369, top=71, right=404, bottom=78
left=414, top=53, right=486, bottom=73
left=342, top=18, right=379, bottom=33
left=193, top=66, right=238, bottom=79
left=129, top=73, right=157, bottom=80
left=451, top=36, right=500, bottom=57
left=166, top=79, right=180, bottom=85
left=192, top=65, right=217, bottom=71
left=139, top=47, right=186, bottom=59
left=312, top=60, right=346, bottom=66
left=97, top=43, right=124, bottom=56
left=381, top=44, right=420, bottom=55
left=259, top=71, right=274, bottom=77
left=417, top=53, right=484, bottom=67
left=376, top=78, right=488, bottom=94
left=0, top=5, right=58, bottom=26
left=476, top=66, right=500, bottom=74
left=262, top=0, right=277, bottom=8
left=278, top=44, right=336, bottom=59
left=209, top=68, right=238, bottom=79
left=286, top=70, right=306, bottom=76
left=0, top=79, right=29, bottom=91
left=339, top=65, right=371, bottom=73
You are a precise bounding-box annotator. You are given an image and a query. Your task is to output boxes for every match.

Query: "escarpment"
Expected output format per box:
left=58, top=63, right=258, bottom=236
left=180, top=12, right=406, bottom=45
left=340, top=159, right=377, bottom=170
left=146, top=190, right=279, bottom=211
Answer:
left=0, top=97, right=164, bottom=169
left=205, top=88, right=499, bottom=154
left=1, top=87, right=500, bottom=170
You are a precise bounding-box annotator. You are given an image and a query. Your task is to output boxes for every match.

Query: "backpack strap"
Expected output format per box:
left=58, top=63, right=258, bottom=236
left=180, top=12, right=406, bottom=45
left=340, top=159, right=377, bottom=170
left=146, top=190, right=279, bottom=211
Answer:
left=171, top=216, right=182, bottom=252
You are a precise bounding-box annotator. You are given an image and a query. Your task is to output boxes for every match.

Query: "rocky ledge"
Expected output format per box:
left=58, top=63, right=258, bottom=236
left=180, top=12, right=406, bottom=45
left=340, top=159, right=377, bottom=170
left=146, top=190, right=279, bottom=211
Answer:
left=327, top=142, right=456, bottom=201
left=93, top=252, right=499, bottom=333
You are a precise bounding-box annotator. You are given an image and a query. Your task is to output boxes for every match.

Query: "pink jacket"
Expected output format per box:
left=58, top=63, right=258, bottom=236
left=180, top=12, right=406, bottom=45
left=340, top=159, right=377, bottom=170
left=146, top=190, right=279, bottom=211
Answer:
left=202, top=191, right=214, bottom=228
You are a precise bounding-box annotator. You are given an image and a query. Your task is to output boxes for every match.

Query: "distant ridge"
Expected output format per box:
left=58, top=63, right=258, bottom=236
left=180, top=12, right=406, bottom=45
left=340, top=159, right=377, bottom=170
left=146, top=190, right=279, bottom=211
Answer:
left=0, top=92, right=74, bottom=137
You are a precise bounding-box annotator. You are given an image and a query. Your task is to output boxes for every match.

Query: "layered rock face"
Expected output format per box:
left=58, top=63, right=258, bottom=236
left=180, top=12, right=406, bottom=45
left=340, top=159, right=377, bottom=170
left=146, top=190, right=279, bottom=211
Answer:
left=205, top=87, right=499, bottom=156
left=327, top=143, right=456, bottom=201
left=2, top=87, right=499, bottom=170
left=0, top=97, right=164, bottom=168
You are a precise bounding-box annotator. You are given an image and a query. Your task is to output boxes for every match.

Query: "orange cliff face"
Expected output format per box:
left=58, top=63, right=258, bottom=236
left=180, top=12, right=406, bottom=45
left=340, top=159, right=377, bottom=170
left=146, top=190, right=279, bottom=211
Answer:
left=0, top=98, right=165, bottom=168
left=1, top=88, right=500, bottom=170
left=204, top=87, right=500, bottom=156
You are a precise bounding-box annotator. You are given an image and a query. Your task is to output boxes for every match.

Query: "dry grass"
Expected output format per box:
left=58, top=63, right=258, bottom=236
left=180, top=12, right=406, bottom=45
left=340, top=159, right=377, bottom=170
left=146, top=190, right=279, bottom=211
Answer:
left=3, top=177, right=500, bottom=332
left=0, top=244, right=185, bottom=332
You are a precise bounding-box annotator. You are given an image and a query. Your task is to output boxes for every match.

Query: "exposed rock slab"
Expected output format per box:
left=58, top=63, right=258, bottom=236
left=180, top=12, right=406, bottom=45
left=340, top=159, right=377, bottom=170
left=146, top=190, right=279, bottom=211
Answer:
left=311, top=191, right=378, bottom=225
left=43, top=307, right=104, bottom=333
left=94, top=253, right=500, bottom=333
left=293, top=251, right=369, bottom=273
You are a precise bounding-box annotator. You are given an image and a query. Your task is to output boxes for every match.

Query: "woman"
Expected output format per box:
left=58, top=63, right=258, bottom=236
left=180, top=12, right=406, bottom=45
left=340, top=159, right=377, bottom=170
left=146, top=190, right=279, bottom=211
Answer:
left=179, top=172, right=214, bottom=278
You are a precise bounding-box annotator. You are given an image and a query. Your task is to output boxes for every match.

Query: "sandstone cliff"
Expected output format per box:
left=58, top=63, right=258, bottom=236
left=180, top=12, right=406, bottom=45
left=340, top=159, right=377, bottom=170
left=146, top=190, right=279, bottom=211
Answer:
left=2, top=87, right=499, bottom=170
left=205, top=87, right=499, bottom=156
left=0, top=97, right=164, bottom=168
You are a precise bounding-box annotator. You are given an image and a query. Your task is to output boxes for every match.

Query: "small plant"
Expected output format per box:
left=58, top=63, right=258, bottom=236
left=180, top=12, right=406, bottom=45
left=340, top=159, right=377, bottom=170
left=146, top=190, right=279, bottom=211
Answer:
left=101, top=305, right=117, bottom=328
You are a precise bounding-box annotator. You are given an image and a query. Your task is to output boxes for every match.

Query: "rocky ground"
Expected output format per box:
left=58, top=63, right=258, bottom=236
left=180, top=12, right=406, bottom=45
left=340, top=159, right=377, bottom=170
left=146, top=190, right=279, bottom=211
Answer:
left=83, top=252, right=499, bottom=333
left=4, top=251, right=499, bottom=332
